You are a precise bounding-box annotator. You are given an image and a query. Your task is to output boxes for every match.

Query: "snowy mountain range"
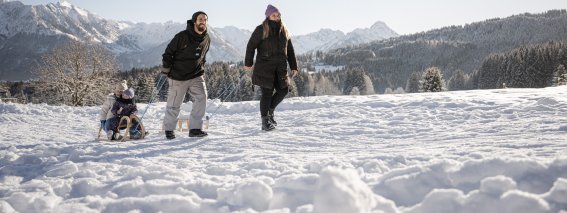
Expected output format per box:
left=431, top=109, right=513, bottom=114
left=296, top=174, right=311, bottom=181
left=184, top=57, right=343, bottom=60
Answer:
left=0, top=1, right=397, bottom=80
left=293, top=22, right=398, bottom=54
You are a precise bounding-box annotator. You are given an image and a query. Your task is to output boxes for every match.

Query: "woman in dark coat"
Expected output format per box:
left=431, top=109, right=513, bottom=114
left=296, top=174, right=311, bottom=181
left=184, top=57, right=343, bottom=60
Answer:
left=244, top=4, right=298, bottom=131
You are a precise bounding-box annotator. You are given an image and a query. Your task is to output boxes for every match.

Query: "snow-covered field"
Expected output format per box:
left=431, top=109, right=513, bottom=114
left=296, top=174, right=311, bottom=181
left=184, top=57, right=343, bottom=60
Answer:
left=1, top=87, right=567, bottom=213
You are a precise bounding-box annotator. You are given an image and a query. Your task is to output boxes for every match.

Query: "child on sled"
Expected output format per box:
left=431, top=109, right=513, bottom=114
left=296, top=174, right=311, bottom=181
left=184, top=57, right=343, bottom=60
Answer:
left=106, top=88, right=146, bottom=140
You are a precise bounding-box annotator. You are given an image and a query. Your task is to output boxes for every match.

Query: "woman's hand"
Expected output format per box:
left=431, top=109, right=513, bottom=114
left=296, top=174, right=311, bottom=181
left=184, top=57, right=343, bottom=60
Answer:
left=291, top=70, right=298, bottom=78
left=244, top=66, right=253, bottom=71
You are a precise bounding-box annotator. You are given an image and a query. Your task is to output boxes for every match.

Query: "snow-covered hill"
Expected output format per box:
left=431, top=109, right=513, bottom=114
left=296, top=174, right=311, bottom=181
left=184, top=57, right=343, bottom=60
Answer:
left=1, top=87, right=567, bottom=212
left=0, top=1, right=121, bottom=43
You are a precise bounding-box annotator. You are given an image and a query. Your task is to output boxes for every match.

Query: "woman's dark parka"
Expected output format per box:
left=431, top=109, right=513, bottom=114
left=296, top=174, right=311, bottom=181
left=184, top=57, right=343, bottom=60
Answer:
left=162, top=20, right=211, bottom=81
left=245, top=21, right=298, bottom=89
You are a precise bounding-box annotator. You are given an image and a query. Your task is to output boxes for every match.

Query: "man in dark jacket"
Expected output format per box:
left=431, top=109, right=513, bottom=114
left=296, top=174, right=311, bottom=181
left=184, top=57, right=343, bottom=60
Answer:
left=161, top=11, right=211, bottom=139
left=245, top=4, right=298, bottom=131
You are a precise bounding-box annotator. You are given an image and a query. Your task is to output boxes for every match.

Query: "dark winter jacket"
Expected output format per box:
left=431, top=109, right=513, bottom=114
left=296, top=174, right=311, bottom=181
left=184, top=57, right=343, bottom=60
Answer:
left=111, top=98, right=137, bottom=118
left=162, top=20, right=211, bottom=81
left=245, top=21, right=298, bottom=89
left=107, top=97, right=138, bottom=132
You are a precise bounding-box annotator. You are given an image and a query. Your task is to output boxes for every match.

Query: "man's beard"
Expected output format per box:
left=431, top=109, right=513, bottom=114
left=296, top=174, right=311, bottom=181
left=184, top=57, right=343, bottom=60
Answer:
left=197, top=24, right=206, bottom=32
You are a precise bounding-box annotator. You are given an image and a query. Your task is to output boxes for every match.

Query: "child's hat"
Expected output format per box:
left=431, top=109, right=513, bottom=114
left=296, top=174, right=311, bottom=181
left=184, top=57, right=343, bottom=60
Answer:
left=123, top=88, right=135, bottom=99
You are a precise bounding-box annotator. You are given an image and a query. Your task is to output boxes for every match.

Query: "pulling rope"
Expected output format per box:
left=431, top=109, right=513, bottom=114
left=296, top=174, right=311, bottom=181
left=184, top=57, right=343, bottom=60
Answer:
left=130, top=70, right=246, bottom=133
left=131, top=74, right=168, bottom=134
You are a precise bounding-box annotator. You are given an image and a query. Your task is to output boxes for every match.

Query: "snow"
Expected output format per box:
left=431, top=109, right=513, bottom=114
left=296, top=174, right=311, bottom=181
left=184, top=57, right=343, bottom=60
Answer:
left=1, top=86, right=567, bottom=212
left=58, top=1, right=72, bottom=8
left=312, top=64, right=345, bottom=72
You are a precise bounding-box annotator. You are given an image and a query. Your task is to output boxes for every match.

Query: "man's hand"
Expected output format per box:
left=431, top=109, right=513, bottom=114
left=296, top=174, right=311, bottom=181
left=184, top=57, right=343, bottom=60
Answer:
left=291, top=70, right=298, bottom=78
left=244, top=66, right=253, bottom=72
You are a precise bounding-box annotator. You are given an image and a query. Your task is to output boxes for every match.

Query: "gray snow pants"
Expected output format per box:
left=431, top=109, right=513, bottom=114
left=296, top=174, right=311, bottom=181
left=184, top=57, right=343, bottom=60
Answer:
left=163, top=76, right=207, bottom=131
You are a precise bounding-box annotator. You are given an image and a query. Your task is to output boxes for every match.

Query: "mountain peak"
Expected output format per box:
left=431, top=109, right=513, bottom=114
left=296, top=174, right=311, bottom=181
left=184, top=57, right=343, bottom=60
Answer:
left=317, top=28, right=344, bottom=34
left=0, top=0, right=23, bottom=7
left=58, top=1, right=72, bottom=8
left=370, top=21, right=388, bottom=29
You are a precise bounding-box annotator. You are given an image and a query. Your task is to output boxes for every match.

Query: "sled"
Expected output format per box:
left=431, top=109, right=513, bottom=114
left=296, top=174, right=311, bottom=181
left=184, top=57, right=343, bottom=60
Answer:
left=161, top=116, right=209, bottom=132
left=97, top=115, right=146, bottom=142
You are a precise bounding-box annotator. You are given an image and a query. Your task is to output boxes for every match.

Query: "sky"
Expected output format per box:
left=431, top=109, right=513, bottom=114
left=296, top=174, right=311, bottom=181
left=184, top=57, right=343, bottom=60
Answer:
left=15, top=0, right=567, bottom=35
left=1, top=86, right=567, bottom=212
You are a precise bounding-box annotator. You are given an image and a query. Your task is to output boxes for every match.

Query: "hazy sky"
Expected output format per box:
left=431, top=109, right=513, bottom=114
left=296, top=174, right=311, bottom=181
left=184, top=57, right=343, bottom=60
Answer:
left=18, top=0, right=567, bottom=35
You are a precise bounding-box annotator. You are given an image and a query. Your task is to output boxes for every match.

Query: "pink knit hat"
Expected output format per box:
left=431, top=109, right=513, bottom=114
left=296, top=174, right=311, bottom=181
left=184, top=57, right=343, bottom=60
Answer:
left=265, top=4, right=280, bottom=17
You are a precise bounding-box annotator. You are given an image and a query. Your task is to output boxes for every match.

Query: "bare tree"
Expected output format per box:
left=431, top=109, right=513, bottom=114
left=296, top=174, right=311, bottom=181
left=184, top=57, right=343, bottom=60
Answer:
left=36, top=41, right=118, bottom=106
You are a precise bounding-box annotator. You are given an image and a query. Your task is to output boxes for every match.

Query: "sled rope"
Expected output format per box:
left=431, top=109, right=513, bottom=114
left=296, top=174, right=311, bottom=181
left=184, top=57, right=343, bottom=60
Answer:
left=131, top=74, right=168, bottom=134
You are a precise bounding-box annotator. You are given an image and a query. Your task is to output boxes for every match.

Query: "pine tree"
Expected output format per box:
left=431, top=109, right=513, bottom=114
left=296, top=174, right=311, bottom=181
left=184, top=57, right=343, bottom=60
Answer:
left=313, top=74, right=341, bottom=96
left=235, top=70, right=254, bottom=101
left=553, top=64, right=567, bottom=86
left=342, top=67, right=370, bottom=95
left=448, top=69, right=468, bottom=91
left=156, top=75, right=169, bottom=102
left=361, top=74, right=375, bottom=95
left=405, top=71, right=422, bottom=93
left=287, top=76, right=299, bottom=97
left=293, top=72, right=307, bottom=96
left=135, top=75, right=155, bottom=103
left=421, top=67, right=446, bottom=92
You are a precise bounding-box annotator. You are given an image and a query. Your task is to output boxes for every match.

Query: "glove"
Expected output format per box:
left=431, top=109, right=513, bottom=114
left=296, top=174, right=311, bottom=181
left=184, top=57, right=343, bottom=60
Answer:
left=161, top=67, right=171, bottom=75
left=100, top=120, right=106, bottom=129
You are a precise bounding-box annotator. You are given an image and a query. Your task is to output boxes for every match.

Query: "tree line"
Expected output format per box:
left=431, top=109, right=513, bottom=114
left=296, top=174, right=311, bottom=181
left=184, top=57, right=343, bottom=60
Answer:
left=3, top=40, right=565, bottom=106
left=478, top=41, right=567, bottom=88
left=298, top=10, right=567, bottom=93
left=0, top=42, right=386, bottom=106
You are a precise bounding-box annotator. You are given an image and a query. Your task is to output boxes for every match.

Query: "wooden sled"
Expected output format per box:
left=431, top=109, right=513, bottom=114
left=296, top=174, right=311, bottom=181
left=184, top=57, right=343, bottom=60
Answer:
left=97, top=115, right=146, bottom=142
left=160, top=115, right=210, bottom=133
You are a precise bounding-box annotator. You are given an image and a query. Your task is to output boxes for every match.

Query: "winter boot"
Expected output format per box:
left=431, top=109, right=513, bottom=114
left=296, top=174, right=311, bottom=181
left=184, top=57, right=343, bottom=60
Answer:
left=130, top=134, right=141, bottom=140
left=165, top=131, right=176, bottom=140
left=262, top=116, right=275, bottom=131
left=111, top=132, right=123, bottom=141
left=268, top=108, right=277, bottom=126
left=107, top=131, right=122, bottom=141
left=189, top=129, right=208, bottom=137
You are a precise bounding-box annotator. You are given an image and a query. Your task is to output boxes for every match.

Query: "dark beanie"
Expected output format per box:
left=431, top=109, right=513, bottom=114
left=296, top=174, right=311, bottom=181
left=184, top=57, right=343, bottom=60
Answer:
left=192, top=11, right=207, bottom=23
